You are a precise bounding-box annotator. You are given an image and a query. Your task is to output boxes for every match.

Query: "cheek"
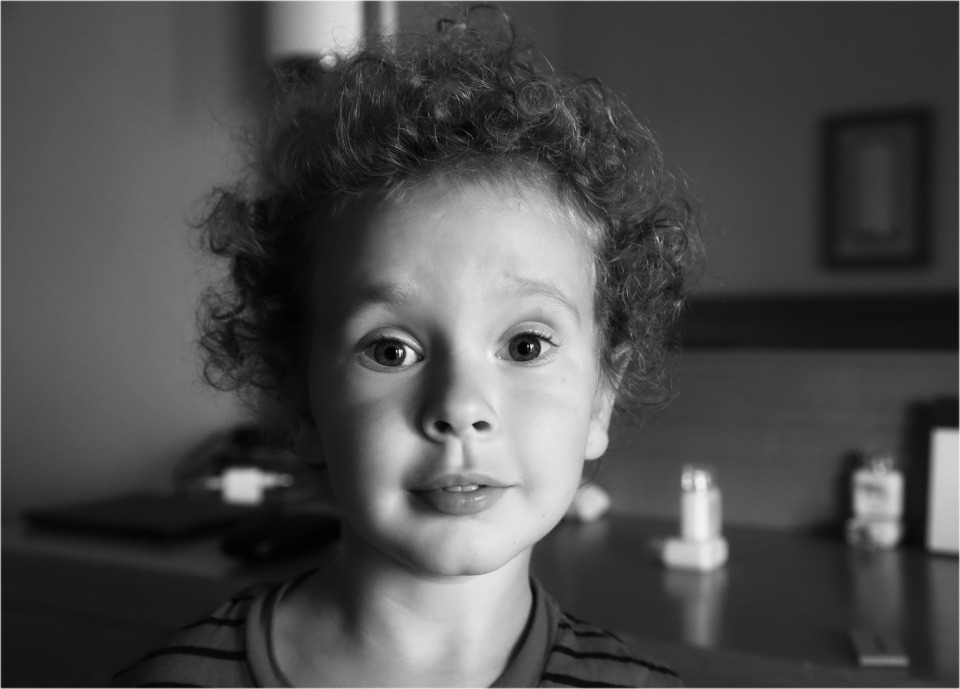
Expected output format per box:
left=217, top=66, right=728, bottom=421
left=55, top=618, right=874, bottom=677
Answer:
left=506, top=377, right=595, bottom=470
left=323, top=395, right=397, bottom=462
left=316, top=400, right=417, bottom=538
left=311, top=368, right=410, bottom=488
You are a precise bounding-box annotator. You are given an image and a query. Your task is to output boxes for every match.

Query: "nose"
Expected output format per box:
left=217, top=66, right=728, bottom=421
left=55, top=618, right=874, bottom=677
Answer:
left=420, top=357, right=499, bottom=442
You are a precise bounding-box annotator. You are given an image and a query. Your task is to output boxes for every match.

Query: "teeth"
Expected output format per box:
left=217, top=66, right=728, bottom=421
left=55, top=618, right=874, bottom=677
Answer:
left=443, top=485, right=481, bottom=493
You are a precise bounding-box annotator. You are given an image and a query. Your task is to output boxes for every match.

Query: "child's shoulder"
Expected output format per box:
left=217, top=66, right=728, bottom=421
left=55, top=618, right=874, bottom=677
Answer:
left=543, top=606, right=683, bottom=688
left=111, top=580, right=281, bottom=688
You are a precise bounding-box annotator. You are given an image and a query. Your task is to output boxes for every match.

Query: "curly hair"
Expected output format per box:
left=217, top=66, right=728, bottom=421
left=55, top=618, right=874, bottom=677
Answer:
left=197, top=4, right=700, bottom=428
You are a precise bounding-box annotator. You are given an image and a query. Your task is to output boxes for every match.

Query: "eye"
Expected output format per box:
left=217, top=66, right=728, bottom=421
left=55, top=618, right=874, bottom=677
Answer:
left=360, top=337, right=422, bottom=371
left=502, top=331, right=557, bottom=364
left=509, top=334, right=542, bottom=361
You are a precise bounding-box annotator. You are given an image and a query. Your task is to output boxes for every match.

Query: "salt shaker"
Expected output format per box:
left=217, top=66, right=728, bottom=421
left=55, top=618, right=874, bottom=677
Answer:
left=680, top=465, right=722, bottom=541
left=663, top=464, right=728, bottom=571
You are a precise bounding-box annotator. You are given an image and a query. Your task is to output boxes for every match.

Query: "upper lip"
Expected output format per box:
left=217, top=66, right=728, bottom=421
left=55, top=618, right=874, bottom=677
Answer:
left=411, top=473, right=510, bottom=491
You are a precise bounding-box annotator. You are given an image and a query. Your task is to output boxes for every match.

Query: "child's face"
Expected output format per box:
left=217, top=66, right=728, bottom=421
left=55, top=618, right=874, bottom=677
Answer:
left=298, top=177, right=615, bottom=577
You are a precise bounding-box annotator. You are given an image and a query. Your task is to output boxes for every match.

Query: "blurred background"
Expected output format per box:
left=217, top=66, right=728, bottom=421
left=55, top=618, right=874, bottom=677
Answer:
left=2, top=2, right=957, bottom=686
left=3, top=0, right=956, bottom=527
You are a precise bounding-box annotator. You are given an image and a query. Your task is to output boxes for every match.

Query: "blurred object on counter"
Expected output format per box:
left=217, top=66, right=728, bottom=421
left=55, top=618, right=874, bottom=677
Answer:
left=23, top=492, right=256, bottom=542
left=926, top=417, right=958, bottom=555
left=564, top=484, right=611, bottom=523
left=848, top=630, right=910, bottom=669
left=204, top=466, right=294, bottom=506
left=662, top=465, right=728, bottom=571
left=173, top=423, right=328, bottom=507
left=846, top=450, right=904, bottom=549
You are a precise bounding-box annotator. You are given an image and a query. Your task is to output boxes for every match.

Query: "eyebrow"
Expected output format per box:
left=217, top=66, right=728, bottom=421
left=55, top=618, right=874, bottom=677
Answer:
left=331, top=282, right=410, bottom=325
left=508, top=276, right=582, bottom=326
left=330, top=277, right=582, bottom=327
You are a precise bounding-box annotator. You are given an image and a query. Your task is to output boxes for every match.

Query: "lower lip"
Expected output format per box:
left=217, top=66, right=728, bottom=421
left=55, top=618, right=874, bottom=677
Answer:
left=413, top=486, right=506, bottom=516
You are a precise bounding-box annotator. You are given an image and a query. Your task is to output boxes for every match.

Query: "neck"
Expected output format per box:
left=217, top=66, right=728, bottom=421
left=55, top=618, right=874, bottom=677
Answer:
left=339, top=525, right=534, bottom=661
left=281, top=525, right=535, bottom=686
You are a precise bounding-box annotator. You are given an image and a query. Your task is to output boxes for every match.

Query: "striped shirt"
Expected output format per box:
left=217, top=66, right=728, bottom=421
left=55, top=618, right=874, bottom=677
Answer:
left=114, top=575, right=681, bottom=688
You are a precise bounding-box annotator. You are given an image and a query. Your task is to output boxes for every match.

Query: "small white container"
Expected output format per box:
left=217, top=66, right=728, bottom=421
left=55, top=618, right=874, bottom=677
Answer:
left=852, top=452, right=903, bottom=520
left=847, top=451, right=904, bottom=549
left=663, top=535, right=729, bottom=571
left=680, top=465, right=722, bottom=541
left=663, top=465, right=728, bottom=571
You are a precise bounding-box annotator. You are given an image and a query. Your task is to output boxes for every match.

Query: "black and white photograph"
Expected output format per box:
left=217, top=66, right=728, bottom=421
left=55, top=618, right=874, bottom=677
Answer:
left=3, top=2, right=957, bottom=687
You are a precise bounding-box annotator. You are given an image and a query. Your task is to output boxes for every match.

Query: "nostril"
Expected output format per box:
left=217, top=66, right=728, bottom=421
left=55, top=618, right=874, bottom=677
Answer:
left=430, top=419, right=492, bottom=435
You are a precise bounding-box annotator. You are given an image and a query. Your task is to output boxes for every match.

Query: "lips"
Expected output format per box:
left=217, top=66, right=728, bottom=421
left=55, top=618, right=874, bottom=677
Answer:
left=410, top=473, right=509, bottom=516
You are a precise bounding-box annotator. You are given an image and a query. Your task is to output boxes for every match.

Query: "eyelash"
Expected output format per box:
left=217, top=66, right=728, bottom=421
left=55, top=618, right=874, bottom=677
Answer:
left=358, top=333, right=423, bottom=371
left=505, top=328, right=561, bottom=366
left=356, top=328, right=561, bottom=371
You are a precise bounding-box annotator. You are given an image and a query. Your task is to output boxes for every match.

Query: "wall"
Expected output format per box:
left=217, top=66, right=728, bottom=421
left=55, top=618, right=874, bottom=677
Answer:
left=597, top=349, right=957, bottom=532
left=2, top=3, right=258, bottom=517
left=397, top=1, right=565, bottom=60
left=552, top=2, right=958, bottom=296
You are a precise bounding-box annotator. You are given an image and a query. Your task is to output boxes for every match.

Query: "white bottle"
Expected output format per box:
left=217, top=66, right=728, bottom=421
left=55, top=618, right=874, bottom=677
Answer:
left=681, top=465, right=722, bottom=541
left=847, top=451, right=904, bottom=548
left=663, top=465, right=728, bottom=571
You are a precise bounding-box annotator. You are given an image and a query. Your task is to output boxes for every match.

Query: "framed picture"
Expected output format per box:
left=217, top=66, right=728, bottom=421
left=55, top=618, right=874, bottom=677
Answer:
left=822, top=109, right=932, bottom=268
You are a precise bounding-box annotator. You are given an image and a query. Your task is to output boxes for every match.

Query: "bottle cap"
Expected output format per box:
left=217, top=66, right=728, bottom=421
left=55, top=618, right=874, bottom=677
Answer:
left=681, top=465, right=715, bottom=492
left=861, top=451, right=896, bottom=475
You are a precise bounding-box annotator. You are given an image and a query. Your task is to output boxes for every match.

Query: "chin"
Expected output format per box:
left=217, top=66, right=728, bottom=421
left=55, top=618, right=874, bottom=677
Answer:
left=395, top=537, right=533, bottom=578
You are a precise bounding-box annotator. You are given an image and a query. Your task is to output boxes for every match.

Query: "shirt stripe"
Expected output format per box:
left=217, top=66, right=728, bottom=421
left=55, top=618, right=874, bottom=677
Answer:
left=552, top=643, right=680, bottom=676
left=113, top=578, right=682, bottom=688
left=181, top=616, right=246, bottom=630
left=136, top=646, right=246, bottom=663
left=540, top=671, right=635, bottom=688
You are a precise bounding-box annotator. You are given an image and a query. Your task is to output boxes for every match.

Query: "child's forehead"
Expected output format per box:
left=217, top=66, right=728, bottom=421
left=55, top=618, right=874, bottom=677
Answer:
left=377, top=170, right=603, bottom=247
left=329, top=175, right=599, bottom=271
left=309, top=173, right=601, bottom=322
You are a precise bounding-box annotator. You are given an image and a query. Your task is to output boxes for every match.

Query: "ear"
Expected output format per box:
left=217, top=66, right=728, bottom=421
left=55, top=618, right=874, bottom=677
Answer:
left=585, top=374, right=617, bottom=461
left=585, top=347, right=629, bottom=461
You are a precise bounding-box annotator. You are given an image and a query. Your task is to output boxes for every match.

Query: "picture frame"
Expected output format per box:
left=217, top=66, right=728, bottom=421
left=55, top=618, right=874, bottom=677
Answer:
left=821, top=109, right=932, bottom=268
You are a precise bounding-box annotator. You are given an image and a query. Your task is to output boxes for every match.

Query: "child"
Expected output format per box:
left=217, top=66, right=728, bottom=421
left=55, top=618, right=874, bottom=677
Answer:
left=115, top=6, right=698, bottom=687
